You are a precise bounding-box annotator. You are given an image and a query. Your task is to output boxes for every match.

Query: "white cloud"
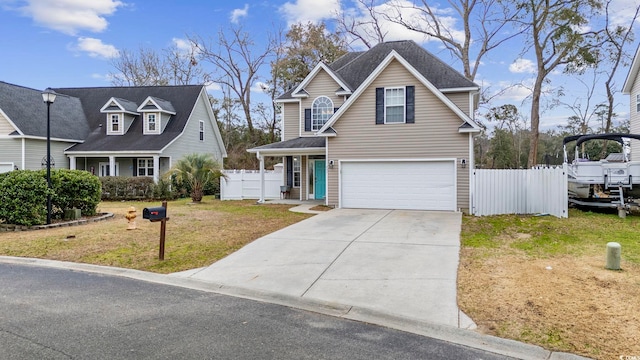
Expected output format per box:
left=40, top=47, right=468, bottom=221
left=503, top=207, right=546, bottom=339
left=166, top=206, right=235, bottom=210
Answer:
left=606, top=0, right=640, bottom=27
left=280, top=0, right=340, bottom=25
left=76, top=37, right=119, bottom=58
left=230, top=4, right=249, bottom=24
left=18, top=0, right=124, bottom=35
left=493, top=80, right=533, bottom=102
left=206, top=83, right=222, bottom=92
left=251, top=81, right=269, bottom=93
left=509, top=58, right=536, bottom=74
left=339, top=0, right=463, bottom=49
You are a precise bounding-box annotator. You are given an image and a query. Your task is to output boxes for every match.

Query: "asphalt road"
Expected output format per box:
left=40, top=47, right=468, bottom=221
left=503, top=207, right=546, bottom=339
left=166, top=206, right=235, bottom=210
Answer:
left=0, top=263, right=515, bottom=360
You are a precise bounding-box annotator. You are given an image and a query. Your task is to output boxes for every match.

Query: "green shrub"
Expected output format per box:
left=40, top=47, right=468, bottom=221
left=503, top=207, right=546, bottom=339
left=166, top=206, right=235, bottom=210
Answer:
left=51, top=169, right=102, bottom=216
left=0, top=170, right=51, bottom=226
left=151, top=178, right=178, bottom=200
left=100, top=176, right=156, bottom=200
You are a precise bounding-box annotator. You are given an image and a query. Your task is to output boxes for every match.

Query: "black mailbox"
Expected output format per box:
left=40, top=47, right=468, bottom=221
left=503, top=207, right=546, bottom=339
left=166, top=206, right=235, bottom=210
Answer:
left=143, top=206, right=166, bottom=221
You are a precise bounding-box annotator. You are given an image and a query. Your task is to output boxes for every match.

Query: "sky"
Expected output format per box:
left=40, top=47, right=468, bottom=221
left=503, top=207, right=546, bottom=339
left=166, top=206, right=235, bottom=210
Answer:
left=1, top=0, right=640, bottom=133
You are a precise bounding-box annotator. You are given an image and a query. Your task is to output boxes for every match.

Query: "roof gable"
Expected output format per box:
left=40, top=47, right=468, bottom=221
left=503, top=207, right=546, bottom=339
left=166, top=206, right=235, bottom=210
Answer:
left=317, top=50, right=481, bottom=134
left=277, top=40, right=479, bottom=102
left=289, top=62, right=352, bottom=99
left=100, top=97, right=139, bottom=115
left=137, top=96, right=176, bottom=114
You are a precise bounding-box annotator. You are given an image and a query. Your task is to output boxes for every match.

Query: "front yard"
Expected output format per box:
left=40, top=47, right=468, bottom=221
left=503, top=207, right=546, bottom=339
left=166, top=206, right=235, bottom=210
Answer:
left=0, top=199, right=312, bottom=273
left=459, top=208, right=640, bottom=360
left=1, top=200, right=638, bottom=359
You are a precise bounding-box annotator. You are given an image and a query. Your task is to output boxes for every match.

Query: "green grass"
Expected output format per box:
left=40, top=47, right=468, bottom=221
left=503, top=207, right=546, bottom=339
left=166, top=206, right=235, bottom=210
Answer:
left=462, top=208, right=640, bottom=263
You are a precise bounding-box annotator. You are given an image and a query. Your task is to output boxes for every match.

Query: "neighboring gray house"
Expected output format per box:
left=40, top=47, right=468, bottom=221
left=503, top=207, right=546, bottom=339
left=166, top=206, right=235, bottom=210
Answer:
left=249, top=40, right=481, bottom=212
left=0, top=81, right=226, bottom=181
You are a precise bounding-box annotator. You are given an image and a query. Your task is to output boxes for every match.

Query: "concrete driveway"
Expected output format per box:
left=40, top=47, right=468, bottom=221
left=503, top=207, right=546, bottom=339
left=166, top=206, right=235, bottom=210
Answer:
left=181, top=208, right=475, bottom=328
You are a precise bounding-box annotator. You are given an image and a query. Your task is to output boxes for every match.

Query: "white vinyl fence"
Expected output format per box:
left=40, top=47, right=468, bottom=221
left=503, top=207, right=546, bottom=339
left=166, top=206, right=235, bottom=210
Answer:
left=220, top=169, right=283, bottom=200
left=473, top=165, right=568, bottom=218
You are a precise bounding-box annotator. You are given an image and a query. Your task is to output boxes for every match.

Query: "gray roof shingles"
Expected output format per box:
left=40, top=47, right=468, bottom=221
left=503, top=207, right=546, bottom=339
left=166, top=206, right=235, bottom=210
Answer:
left=251, top=136, right=325, bottom=150
left=54, top=85, right=203, bottom=152
left=0, top=81, right=89, bottom=140
left=277, top=40, right=478, bottom=100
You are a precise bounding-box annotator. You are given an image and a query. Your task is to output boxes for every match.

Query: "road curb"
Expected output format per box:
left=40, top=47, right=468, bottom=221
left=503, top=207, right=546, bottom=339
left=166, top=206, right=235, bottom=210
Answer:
left=0, top=256, right=590, bottom=360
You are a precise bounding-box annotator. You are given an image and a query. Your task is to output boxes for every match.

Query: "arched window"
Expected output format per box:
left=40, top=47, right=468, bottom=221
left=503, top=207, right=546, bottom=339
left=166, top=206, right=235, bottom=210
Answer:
left=312, top=96, right=334, bottom=131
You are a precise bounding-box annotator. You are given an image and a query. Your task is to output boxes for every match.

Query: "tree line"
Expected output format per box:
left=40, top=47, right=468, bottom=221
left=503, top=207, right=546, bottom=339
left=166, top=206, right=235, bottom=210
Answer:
left=108, top=0, right=640, bottom=170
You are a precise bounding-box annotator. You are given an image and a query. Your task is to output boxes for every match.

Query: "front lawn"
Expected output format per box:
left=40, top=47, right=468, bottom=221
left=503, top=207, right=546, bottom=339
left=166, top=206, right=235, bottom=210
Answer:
left=459, top=208, right=640, bottom=360
left=0, top=199, right=313, bottom=274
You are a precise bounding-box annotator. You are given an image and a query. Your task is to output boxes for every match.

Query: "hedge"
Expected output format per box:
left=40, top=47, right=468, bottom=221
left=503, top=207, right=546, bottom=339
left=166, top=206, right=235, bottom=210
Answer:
left=99, top=176, right=179, bottom=201
left=0, top=169, right=101, bottom=226
left=51, top=169, right=102, bottom=216
left=0, top=170, right=52, bottom=226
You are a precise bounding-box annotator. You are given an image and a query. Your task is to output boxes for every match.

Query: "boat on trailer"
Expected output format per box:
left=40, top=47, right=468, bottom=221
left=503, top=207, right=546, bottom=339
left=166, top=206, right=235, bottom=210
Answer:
left=563, top=133, right=640, bottom=209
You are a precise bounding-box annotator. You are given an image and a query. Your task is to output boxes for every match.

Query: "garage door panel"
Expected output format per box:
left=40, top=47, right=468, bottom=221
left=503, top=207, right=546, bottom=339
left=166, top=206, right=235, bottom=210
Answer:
left=341, top=161, right=456, bottom=211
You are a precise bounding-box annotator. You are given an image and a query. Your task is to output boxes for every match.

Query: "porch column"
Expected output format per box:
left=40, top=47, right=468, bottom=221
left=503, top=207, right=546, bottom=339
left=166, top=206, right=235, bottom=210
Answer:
left=153, top=155, right=160, bottom=183
left=257, top=151, right=265, bottom=204
left=69, top=156, right=76, bottom=170
left=109, top=156, right=115, bottom=176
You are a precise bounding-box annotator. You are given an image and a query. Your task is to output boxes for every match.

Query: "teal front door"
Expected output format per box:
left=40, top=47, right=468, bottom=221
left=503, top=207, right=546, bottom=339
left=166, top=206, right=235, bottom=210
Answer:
left=314, top=160, right=326, bottom=200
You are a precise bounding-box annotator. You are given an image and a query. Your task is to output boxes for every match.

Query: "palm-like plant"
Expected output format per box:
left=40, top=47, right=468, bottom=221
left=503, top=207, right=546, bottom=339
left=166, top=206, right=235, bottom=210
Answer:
left=167, top=153, right=224, bottom=203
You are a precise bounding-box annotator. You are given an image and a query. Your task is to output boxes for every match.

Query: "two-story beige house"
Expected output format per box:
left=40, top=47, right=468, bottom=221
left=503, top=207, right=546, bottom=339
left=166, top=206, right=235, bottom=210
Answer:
left=249, top=40, right=481, bottom=212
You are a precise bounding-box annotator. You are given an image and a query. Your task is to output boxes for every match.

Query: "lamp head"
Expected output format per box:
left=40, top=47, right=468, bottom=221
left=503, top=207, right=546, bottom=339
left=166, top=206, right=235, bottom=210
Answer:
left=42, top=88, right=57, bottom=104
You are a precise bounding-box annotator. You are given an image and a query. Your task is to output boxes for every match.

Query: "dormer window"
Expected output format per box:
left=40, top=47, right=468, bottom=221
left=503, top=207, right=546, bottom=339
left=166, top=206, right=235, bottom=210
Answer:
left=148, top=114, right=156, bottom=131
left=111, top=114, right=120, bottom=132
left=144, top=113, right=160, bottom=134
left=101, top=97, right=138, bottom=135
left=137, top=96, right=176, bottom=135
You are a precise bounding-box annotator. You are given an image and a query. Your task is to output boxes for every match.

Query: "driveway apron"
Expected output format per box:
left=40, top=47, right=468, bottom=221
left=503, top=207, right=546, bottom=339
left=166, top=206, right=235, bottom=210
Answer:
left=184, top=208, right=474, bottom=328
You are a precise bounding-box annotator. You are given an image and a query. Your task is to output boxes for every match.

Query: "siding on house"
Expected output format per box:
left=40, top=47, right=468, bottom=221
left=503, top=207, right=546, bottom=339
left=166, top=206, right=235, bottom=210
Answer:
left=299, top=70, right=347, bottom=136
left=631, top=74, right=640, bottom=160
left=0, top=111, right=17, bottom=135
left=282, top=103, right=300, bottom=141
left=24, top=138, right=71, bottom=170
left=443, top=92, right=471, bottom=117
left=0, top=138, right=22, bottom=168
left=326, top=60, right=470, bottom=211
left=164, top=91, right=224, bottom=165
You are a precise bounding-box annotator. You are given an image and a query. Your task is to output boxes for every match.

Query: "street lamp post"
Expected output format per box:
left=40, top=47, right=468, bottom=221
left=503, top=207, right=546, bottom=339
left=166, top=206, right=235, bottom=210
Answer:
left=42, top=88, right=56, bottom=225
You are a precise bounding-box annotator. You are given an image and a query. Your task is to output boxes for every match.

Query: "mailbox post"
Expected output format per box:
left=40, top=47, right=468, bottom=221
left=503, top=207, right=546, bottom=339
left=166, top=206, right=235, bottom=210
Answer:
left=143, top=201, right=169, bottom=260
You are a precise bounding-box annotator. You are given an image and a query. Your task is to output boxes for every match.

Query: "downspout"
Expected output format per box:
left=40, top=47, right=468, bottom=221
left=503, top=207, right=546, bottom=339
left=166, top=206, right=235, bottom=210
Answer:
left=257, top=151, right=265, bottom=204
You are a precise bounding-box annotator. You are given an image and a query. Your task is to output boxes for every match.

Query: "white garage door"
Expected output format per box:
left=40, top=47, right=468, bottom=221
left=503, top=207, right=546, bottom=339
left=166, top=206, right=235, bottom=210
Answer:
left=340, top=160, right=456, bottom=211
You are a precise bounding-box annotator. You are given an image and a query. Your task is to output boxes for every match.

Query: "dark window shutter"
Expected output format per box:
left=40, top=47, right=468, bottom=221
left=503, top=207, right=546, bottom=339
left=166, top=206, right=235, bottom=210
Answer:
left=375, top=87, right=384, bottom=124
left=286, top=156, right=293, bottom=187
left=132, top=158, right=137, bottom=177
left=304, top=108, right=311, bottom=131
left=406, top=86, right=415, bottom=124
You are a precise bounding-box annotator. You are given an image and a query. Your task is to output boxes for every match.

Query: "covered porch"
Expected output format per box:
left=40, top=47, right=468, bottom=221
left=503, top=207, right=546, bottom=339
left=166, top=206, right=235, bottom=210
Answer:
left=65, top=151, right=171, bottom=183
left=248, top=137, right=327, bottom=204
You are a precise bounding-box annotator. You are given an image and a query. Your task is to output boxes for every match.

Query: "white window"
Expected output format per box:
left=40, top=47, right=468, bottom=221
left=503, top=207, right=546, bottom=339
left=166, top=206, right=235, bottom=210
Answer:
left=636, top=94, right=640, bottom=113
left=293, top=156, right=301, bottom=188
left=137, top=158, right=154, bottom=177
left=199, top=120, right=204, bottom=141
left=147, top=113, right=157, bottom=132
left=385, top=88, right=405, bottom=123
left=312, top=96, right=333, bottom=130
left=111, top=114, right=120, bottom=132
